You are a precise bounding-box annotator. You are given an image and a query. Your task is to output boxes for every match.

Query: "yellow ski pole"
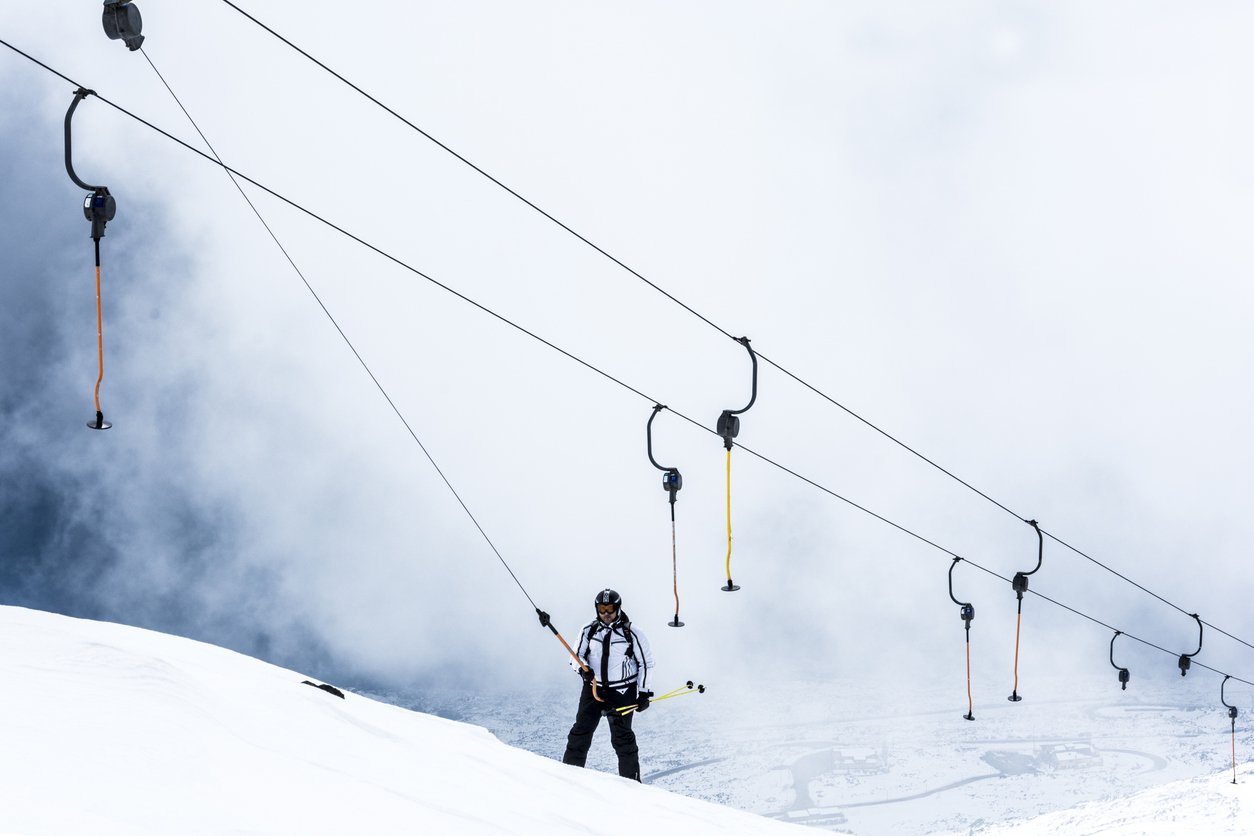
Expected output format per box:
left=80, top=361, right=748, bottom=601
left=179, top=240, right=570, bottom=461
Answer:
left=615, top=682, right=705, bottom=714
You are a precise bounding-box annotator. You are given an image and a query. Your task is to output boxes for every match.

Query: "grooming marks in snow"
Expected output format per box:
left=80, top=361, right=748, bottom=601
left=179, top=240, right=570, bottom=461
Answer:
left=935, top=765, right=1254, bottom=835
left=0, top=606, right=800, bottom=835
left=2, top=604, right=1251, bottom=835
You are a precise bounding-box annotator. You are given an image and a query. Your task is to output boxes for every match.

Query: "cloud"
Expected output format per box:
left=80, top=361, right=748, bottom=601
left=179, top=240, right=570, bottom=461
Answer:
left=3, top=1, right=1254, bottom=715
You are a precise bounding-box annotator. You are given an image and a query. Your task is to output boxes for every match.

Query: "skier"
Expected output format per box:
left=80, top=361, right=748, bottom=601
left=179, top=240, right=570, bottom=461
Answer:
left=562, top=588, right=654, bottom=781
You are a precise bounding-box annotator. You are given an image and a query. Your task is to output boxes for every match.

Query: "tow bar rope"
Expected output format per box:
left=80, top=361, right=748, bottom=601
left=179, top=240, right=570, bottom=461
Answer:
left=536, top=609, right=603, bottom=703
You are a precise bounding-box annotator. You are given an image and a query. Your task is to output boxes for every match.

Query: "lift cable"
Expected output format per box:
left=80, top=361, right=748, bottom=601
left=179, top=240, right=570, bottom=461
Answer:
left=7, top=39, right=1253, bottom=690
left=211, top=1, right=1251, bottom=651
left=216, top=0, right=736, bottom=345
left=127, top=46, right=539, bottom=617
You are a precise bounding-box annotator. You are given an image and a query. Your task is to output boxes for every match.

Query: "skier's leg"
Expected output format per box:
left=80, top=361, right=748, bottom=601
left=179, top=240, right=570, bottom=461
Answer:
left=608, top=710, right=640, bottom=780
left=562, top=682, right=601, bottom=767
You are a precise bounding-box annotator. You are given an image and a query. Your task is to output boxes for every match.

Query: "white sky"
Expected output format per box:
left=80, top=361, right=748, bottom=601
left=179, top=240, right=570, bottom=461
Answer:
left=3, top=0, right=1254, bottom=714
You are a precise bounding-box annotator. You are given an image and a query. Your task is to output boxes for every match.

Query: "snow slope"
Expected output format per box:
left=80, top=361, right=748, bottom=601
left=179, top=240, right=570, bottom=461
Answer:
left=3, top=604, right=1250, bottom=835
left=936, top=765, right=1254, bottom=836
left=0, top=606, right=803, bottom=835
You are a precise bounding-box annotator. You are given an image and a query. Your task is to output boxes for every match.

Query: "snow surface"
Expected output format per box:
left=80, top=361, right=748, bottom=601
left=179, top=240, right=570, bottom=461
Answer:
left=3, top=604, right=1251, bottom=835
left=932, top=765, right=1254, bottom=836
left=0, top=606, right=803, bottom=835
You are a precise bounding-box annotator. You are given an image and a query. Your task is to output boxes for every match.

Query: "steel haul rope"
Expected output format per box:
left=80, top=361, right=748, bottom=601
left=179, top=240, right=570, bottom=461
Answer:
left=209, top=1, right=1254, bottom=669
left=9, top=39, right=1254, bottom=709
left=88, top=12, right=599, bottom=687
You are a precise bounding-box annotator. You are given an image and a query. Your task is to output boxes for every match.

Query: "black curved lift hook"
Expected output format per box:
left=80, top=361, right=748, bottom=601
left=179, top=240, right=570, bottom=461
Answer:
left=648, top=405, right=684, bottom=628
left=66, top=88, right=118, bottom=431
left=1008, top=519, right=1044, bottom=702
left=65, top=89, right=116, bottom=244
left=647, top=405, right=683, bottom=505
left=948, top=558, right=976, bottom=629
left=949, top=557, right=976, bottom=721
left=1222, top=675, right=1238, bottom=720
left=1178, top=613, right=1203, bottom=676
left=1011, top=519, right=1044, bottom=600
left=716, top=337, right=757, bottom=450
left=1110, top=631, right=1130, bottom=691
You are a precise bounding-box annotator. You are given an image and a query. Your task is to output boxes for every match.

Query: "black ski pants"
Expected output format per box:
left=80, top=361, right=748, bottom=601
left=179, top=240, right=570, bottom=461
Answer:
left=562, top=681, right=640, bottom=781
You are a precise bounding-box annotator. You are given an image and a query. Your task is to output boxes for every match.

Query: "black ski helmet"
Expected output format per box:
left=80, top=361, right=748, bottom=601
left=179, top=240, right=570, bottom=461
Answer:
left=594, top=588, right=621, bottom=611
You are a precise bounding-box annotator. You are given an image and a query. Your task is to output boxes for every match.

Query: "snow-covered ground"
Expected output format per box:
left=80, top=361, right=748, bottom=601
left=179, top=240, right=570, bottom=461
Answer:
left=378, top=667, right=1254, bottom=835
left=0, top=605, right=802, bottom=835
left=934, top=766, right=1254, bottom=836
left=2, top=604, right=1250, bottom=835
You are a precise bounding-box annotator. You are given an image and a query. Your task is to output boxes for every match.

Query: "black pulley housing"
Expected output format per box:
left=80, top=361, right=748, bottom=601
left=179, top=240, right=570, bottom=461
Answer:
left=83, top=190, right=116, bottom=241
left=103, top=0, right=145, bottom=51
left=662, top=469, right=682, bottom=493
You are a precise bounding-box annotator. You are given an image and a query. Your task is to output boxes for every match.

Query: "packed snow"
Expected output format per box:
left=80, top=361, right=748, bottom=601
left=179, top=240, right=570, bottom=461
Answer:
left=0, top=606, right=802, bottom=835
left=2, top=604, right=1251, bottom=835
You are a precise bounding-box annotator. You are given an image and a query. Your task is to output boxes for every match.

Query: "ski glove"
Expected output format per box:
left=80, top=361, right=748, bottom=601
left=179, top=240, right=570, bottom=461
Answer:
left=579, top=667, right=594, bottom=684
left=635, top=691, right=653, bottom=713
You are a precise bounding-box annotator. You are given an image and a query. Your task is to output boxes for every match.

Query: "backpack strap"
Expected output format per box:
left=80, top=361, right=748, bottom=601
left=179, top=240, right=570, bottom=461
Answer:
left=581, top=622, right=598, bottom=666
left=619, top=613, right=636, bottom=661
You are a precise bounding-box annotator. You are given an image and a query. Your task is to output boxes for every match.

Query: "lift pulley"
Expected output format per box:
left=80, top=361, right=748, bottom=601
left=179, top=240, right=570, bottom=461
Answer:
left=102, top=0, right=145, bottom=51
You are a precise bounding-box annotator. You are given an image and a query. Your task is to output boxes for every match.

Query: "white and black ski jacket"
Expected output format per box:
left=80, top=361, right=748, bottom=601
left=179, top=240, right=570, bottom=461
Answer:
left=572, top=618, right=653, bottom=694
